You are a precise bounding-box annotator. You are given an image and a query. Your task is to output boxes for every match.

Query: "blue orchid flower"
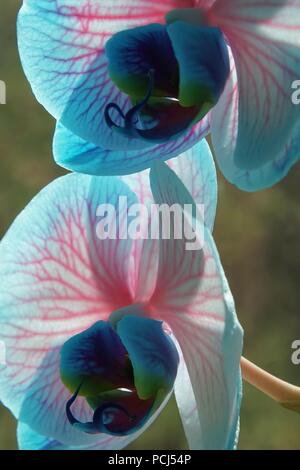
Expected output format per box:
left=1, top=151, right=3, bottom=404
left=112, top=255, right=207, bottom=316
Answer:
left=0, top=141, right=243, bottom=450
left=18, top=0, right=300, bottom=191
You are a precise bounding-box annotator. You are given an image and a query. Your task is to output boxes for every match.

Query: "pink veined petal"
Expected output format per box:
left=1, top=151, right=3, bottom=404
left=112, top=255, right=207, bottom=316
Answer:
left=18, top=0, right=194, bottom=151
left=0, top=173, right=138, bottom=446
left=121, top=138, right=217, bottom=214
left=120, top=138, right=217, bottom=232
left=172, top=338, right=203, bottom=450
left=119, top=169, right=160, bottom=303
left=209, top=0, right=300, bottom=175
left=167, top=139, right=217, bottom=230
left=194, top=0, right=217, bottom=9
left=52, top=113, right=210, bottom=177
left=148, top=161, right=243, bottom=449
left=120, top=139, right=217, bottom=302
left=211, top=46, right=300, bottom=191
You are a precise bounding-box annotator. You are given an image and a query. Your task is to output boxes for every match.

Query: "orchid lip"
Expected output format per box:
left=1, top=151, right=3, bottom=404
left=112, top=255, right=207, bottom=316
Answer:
left=104, top=69, right=200, bottom=144
left=104, top=20, right=231, bottom=146
left=61, top=316, right=179, bottom=437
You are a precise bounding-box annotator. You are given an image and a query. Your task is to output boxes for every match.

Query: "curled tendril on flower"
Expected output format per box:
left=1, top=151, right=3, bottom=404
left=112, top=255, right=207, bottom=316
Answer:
left=104, top=67, right=202, bottom=144
left=66, top=381, right=146, bottom=436
left=104, top=69, right=156, bottom=139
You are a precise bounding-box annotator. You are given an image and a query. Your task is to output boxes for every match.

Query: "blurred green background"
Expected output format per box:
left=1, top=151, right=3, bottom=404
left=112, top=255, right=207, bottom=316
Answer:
left=0, top=0, right=299, bottom=450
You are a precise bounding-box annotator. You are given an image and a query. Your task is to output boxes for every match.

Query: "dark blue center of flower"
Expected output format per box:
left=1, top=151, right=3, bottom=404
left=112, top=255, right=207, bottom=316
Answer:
left=60, top=315, right=179, bottom=436
left=104, top=20, right=230, bottom=143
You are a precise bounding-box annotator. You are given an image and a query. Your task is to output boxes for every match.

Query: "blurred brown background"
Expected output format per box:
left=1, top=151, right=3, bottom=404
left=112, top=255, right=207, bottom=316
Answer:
left=0, top=0, right=299, bottom=450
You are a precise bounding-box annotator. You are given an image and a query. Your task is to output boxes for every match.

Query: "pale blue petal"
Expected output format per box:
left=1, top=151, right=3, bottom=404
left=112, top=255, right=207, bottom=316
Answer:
left=53, top=119, right=210, bottom=176
left=17, top=0, right=151, bottom=151
left=18, top=422, right=64, bottom=450
left=210, top=3, right=300, bottom=190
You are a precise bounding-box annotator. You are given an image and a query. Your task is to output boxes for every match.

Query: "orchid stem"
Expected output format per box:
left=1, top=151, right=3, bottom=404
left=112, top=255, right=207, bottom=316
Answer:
left=241, top=357, right=300, bottom=406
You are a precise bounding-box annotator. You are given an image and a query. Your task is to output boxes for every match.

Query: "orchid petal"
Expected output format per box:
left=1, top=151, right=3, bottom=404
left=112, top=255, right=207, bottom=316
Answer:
left=17, top=422, right=64, bottom=450
left=172, top=339, right=202, bottom=450
left=119, top=139, right=217, bottom=302
left=120, top=138, right=217, bottom=215
left=149, top=161, right=243, bottom=449
left=0, top=173, right=138, bottom=446
left=167, top=140, right=217, bottom=230
left=210, top=0, right=300, bottom=180
left=212, top=48, right=300, bottom=191
left=18, top=0, right=194, bottom=151
left=17, top=420, right=140, bottom=450
left=194, top=0, right=217, bottom=8
left=174, top=335, right=242, bottom=450
left=53, top=117, right=210, bottom=176
left=17, top=386, right=172, bottom=450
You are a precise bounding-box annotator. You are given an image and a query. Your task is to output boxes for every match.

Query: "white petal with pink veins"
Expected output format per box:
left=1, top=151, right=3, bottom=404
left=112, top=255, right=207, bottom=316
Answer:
left=149, top=161, right=243, bottom=449
left=210, top=0, right=300, bottom=187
